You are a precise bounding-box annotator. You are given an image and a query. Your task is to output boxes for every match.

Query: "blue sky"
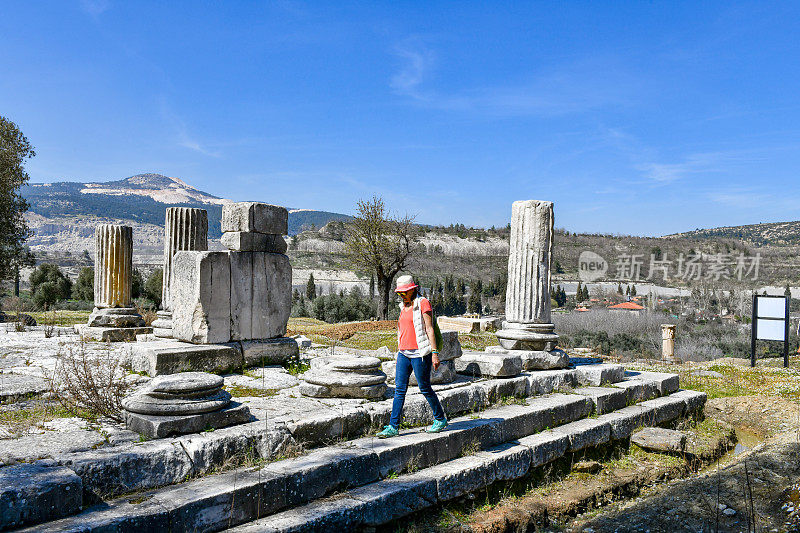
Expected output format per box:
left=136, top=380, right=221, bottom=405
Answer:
left=3, top=1, right=800, bottom=235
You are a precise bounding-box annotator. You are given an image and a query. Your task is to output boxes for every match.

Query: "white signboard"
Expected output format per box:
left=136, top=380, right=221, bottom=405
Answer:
left=756, top=318, right=786, bottom=341
left=756, top=296, right=787, bottom=319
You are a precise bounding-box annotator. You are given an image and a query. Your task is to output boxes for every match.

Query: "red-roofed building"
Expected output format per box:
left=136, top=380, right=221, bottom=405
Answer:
left=608, top=301, right=645, bottom=313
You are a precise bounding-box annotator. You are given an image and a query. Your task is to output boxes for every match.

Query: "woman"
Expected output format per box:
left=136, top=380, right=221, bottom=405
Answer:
left=376, top=274, right=448, bottom=438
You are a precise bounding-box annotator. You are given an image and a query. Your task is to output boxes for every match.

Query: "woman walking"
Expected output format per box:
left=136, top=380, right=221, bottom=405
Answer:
left=377, top=274, right=448, bottom=438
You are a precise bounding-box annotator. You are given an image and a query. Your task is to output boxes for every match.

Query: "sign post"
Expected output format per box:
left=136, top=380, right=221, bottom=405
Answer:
left=751, top=294, right=790, bottom=368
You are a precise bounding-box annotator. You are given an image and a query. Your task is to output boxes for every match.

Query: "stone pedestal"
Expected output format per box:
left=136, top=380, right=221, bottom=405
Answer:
left=465, top=200, right=567, bottom=376
left=661, top=324, right=676, bottom=362
left=122, top=372, right=251, bottom=438
left=156, top=207, right=208, bottom=338
left=300, top=356, right=387, bottom=399
left=78, top=225, right=151, bottom=341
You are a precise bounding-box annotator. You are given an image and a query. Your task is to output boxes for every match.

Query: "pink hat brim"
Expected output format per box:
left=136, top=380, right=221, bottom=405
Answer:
left=394, top=283, right=418, bottom=293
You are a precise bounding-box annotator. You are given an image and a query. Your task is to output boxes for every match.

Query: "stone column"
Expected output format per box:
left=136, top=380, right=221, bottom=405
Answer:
left=84, top=224, right=146, bottom=335
left=495, top=200, right=559, bottom=351
left=661, top=324, right=676, bottom=362
left=153, top=208, right=208, bottom=338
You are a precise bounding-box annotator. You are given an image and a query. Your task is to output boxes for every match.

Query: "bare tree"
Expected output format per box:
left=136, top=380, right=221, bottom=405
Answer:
left=344, top=196, right=415, bottom=320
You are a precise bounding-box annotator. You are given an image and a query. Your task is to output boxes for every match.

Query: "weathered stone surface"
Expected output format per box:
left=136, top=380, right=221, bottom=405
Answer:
left=124, top=388, right=230, bottom=416
left=475, top=441, right=532, bottom=481
left=612, top=377, right=660, bottom=404
left=87, top=307, right=145, bottom=327
left=495, top=322, right=559, bottom=351
left=455, top=351, right=522, bottom=377
left=428, top=455, right=495, bottom=501
left=382, top=359, right=456, bottom=385
left=0, top=463, right=82, bottom=530
left=301, top=356, right=387, bottom=399
left=527, top=369, right=578, bottom=395
left=640, top=395, right=686, bottom=425
left=94, top=224, right=134, bottom=308
left=553, top=418, right=611, bottom=452
left=162, top=207, right=208, bottom=313
left=438, top=330, right=462, bottom=361
left=0, top=373, right=49, bottom=402
left=127, top=339, right=243, bottom=376
left=518, top=431, right=570, bottom=467
left=631, top=427, right=686, bottom=453
left=576, top=363, right=625, bottom=386
left=486, top=345, right=568, bottom=370
left=573, top=386, right=628, bottom=414
left=221, top=232, right=287, bottom=253
left=75, top=324, right=152, bottom=342
left=222, top=202, right=288, bottom=235
left=294, top=335, right=312, bottom=348
left=241, top=337, right=299, bottom=366
left=230, top=252, right=291, bottom=341
left=599, top=404, right=654, bottom=440
left=125, top=402, right=252, bottom=439
left=625, top=370, right=680, bottom=395
left=171, top=251, right=232, bottom=344
left=669, top=389, right=707, bottom=416
left=150, top=372, right=223, bottom=393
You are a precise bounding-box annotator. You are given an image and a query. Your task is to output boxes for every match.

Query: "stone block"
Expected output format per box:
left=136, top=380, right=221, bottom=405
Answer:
left=485, top=346, right=569, bottom=370
left=612, top=378, right=660, bottom=404
left=0, top=464, right=82, bottom=530
left=75, top=324, right=152, bottom=342
left=573, top=386, right=628, bottom=414
left=640, top=395, right=686, bottom=425
left=439, top=330, right=462, bottom=361
left=125, top=402, right=252, bottom=439
left=599, top=405, right=653, bottom=440
left=478, top=375, right=530, bottom=404
left=221, top=232, right=287, bottom=253
left=88, top=307, right=145, bottom=327
left=518, top=431, right=570, bottom=467
left=476, top=441, right=532, bottom=481
left=527, top=369, right=578, bottom=395
left=428, top=455, right=496, bottom=501
left=575, top=363, right=625, bottom=386
left=669, top=389, right=707, bottom=416
left=128, top=340, right=243, bottom=376
left=241, top=337, right=299, bottom=366
left=222, top=202, right=288, bottom=235
left=553, top=418, right=611, bottom=452
left=171, top=251, right=232, bottom=344
left=625, top=370, right=680, bottom=395
left=0, top=373, right=50, bottom=403
left=349, top=475, right=438, bottom=526
left=230, top=252, right=291, bottom=341
left=631, top=427, right=686, bottom=453
left=455, top=351, right=522, bottom=377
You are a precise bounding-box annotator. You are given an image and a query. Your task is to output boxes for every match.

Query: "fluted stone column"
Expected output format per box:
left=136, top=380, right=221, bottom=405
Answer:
left=496, top=200, right=559, bottom=350
left=153, top=208, right=208, bottom=337
left=83, top=224, right=146, bottom=335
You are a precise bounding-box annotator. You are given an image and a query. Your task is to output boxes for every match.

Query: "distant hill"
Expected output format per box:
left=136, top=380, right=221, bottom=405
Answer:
left=22, top=173, right=351, bottom=258
left=666, top=220, right=800, bottom=246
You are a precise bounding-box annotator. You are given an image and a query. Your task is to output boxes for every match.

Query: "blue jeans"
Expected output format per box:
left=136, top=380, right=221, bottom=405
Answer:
left=389, top=352, right=446, bottom=428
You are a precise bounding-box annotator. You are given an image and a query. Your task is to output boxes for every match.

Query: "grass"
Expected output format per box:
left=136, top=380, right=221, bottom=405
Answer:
left=0, top=401, right=94, bottom=437
left=28, top=310, right=91, bottom=326
left=225, top=385, right=278, bottom=398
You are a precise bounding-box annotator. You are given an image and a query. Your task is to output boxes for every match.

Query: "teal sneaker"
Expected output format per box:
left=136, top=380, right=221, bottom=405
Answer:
left=376, top=425, right=399, bottom=439
left=426, top=419, right=448, bottom=433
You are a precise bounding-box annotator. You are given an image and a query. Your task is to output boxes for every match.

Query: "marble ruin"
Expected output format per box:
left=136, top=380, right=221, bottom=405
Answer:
left=122, top=371, right=251, bottom=438
left=457, top=200, right=568, bottom=377
left=152, top=207, right=209, bottom=338
left=129, top=201, right=298, bottom=376
left=300, top=355, right=387, bottom=399
left=76, top=224, right=152, bottom=342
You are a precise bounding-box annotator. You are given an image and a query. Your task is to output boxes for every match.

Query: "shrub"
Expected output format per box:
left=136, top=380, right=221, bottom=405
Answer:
left=72, top=267, right=94, bottom=301
left=29, top=264, right=72, bottom=309
left=144, top=268, right=163, bottom=308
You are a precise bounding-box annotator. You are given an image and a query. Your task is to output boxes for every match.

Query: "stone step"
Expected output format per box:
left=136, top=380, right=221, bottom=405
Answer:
left=18, top=388, right=705, bottom=533
left=228, top=388, right=707, bottom=532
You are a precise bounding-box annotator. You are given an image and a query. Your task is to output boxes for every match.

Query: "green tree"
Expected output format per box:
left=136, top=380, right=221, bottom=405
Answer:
left=343, top=196, right=415, bottom=320
left=72, top=267, right=94, bottom=301
left=468, top=281, right=482, bottom=314
left=9, top=246, right=34, bottom=297
left=144, top=268, right=163, bottom=307
left=29, top=263, right=71, bottom=309
left=131, top=268, right=144, bottom=299
left=618, top=283, right=624, bottom=295
left=0, top=117, right=35, bottom=283
left=630, top=285, right=637, bottom=297
left=306, top=274, right=317, bottom=301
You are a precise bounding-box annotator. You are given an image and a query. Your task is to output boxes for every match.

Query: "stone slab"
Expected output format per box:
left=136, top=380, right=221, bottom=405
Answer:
left=625, top=370, right=680, bottom=395
left=0, top=463, right=82, bottom=530
left=573, top=386, right=628, bottom=414
left=668, top=389, right=707, bottom=416
left=171, top=251, right=232, bottom=344
left=475, top=441, right=532, bottom=481
left=575, top=363, right=625, bottom=386
left=382, top=359, right=456, bottom=385
left=518, top=431, right=570, bottom=467
left=128, top=340, right=243, bottom=376
left=125, top=401, right=252, bottom=439
left=75, top=324, right=152, bottom=342
left=598, top=404, right=655, bottom=440
left=612, top=378, right=660, bottom=404
left=438, top=330, right=463, bottom=361
left=221, top=232, right=287, bottom=253
left=640, top=395, right=687, bottom=426
left=88, top=307, right=145, bottom=328
left=485, top=346, right=569, bottom=370
left=241, top=337, right=299, bottom=366
left=631, top=427, right=686, bottom=453
left=222, top=202, right=288, bottom=235
left=229, top=252, right=291, bottom=341
left=526, top=369, right=578, bottom=395
left=0, top=373, right=50, bottom=402
left=455, top=351, right=522, bottom=378
left=552, top=417, right=611, bottom=452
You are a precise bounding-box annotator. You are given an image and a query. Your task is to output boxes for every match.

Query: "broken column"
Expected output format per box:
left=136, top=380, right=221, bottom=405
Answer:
left=300, top=356, right=387, bottom=399
left=122, top=372, right=251, bottom=438
left=77, top=225, right=151, bottom=341
left=661, top=324, right=676, bottom=362
left=152, top=207, right=208, bottom=338
left=458, top=200, right=567, bottom=377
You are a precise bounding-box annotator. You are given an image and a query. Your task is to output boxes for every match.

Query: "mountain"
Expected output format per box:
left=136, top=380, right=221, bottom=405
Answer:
left=22, top=173, right=351, bottom=260
left=666, top=220, right=800, bottom=246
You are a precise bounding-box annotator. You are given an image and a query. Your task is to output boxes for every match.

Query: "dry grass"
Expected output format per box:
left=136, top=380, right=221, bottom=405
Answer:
left=28, top=310, right=91, bottom=326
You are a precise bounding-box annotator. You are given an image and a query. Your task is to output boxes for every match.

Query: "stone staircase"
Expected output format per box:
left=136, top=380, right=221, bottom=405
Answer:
left=7, top=365, right=706, bottom=532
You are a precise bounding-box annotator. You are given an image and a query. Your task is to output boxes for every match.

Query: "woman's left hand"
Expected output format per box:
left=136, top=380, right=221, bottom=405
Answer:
left=432, top=354, right=440, bottom=371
